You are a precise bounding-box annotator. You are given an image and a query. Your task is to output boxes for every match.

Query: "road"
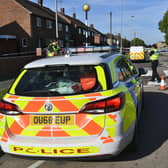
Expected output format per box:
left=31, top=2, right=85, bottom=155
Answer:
left=0, top=53, right=168, bottom=168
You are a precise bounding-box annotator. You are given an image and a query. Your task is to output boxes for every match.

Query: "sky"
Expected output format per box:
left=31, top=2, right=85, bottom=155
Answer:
left=30, top=0, right=168, bottom=45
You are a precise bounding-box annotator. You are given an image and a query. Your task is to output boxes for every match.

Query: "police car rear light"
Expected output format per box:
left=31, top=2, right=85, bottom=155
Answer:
left=79, top=93, right=125, bottom=114
left=0, top=100, right=22, bottom=115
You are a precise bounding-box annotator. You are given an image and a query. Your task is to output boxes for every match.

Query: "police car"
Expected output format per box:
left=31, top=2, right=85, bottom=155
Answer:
left=0, top=51, right=144, bottom=158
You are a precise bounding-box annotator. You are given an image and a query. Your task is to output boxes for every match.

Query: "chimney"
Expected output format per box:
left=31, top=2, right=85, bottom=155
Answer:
left=90, top=24, right=94, bottom=28
left=38, top=0, right=43, bottom=6
left=61, top=8, right=65, bottom=15
left=72, top=13, right=76, bottom=19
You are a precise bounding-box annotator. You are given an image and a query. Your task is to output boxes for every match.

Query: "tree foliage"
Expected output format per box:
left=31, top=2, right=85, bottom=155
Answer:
left=122, top=39, right=130, bottom=48
left=158, top=10, right=168, bottom=44
left=130, top=38, right=146, bottom=46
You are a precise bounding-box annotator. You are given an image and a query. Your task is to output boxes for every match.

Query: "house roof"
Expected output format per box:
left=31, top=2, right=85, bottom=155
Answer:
left=58, top=12, right=103, bottom=34
left=15, top=0, right=68, bottom=24
left=62, top=14, right=86, bottom=28
left=16, top=0, right=54, bottom=19
left=15, top=0, right=104, bottom=35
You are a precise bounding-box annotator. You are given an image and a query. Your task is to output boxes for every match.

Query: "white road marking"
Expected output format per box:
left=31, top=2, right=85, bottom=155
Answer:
left=147, top=81, right=161, bottom=86
left=141, top=70, right=168, bottom=77
left=27, top=160, right=46, bottom=168
left=142, top=70, right=152, bottom=76
left=163, top=70, right=168, bottom=76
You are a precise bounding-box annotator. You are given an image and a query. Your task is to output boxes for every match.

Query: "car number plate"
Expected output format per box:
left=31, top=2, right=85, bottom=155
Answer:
left=31, top=115, right=75, bottom=126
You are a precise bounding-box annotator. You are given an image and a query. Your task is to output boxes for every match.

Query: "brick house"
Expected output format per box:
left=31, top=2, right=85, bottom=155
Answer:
left=58, top=9, right=107, bottom=47
left=0, top=0, right=107, bottom=54
left=89, top=24, right=107, bottom=46
left=0, top=0, right=70, bottom=53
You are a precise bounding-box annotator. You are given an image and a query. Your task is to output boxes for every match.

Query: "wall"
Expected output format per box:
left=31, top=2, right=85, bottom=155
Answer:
left=0, top=55, right=44, bottom=81
left=0, top=0, right=31, bottom=52
left=0, top=39, right=17, bottom=54
left=0, top=0, right=31, bottom=36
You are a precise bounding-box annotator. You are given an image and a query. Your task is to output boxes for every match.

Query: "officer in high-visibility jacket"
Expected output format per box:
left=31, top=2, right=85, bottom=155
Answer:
left=149, top=45, right=161, bottom=82
left=47, top=40, right=61, bottom=57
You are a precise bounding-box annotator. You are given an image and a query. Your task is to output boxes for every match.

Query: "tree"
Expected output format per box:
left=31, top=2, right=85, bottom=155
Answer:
left=122, top=38, right=130, bottom=48
left=159, top=10, right=168, bottom=44
left=130, top=38, right=146, bottom=46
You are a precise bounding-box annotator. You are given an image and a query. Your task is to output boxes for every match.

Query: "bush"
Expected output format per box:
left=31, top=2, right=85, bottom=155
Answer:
left=0, top=88, right=8, bottom=99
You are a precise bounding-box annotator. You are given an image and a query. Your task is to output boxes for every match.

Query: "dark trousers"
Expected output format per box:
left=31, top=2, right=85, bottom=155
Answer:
left=151, top=60, right=160, bottom=81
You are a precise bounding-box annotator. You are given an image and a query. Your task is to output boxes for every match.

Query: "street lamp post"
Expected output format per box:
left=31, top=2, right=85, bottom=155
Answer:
left=83, top=4, right=90, bottom=47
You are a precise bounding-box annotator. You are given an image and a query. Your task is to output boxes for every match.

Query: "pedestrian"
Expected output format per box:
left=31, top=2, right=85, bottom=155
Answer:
left=149, top=44, right=161, bottom=82
left=47, top=40, right=61, bottom=57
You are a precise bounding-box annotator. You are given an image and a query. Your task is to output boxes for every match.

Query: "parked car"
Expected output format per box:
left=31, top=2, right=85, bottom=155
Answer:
left=0, top=51, right=145, bottom=158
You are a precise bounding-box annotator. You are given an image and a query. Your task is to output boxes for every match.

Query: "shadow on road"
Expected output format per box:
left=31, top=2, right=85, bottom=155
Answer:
left=111, top=91, right=168, bottom=162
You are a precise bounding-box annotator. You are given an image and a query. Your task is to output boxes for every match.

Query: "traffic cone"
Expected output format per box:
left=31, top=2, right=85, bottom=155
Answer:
left=160, top=76, right=167, bottom=90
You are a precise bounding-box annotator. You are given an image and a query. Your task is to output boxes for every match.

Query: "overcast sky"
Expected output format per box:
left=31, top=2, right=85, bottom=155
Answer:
left=31, top=0, right=168, bottom=45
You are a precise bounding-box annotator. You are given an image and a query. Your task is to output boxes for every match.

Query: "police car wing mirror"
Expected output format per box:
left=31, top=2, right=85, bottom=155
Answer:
left=138, top=67, right=147, bottom=76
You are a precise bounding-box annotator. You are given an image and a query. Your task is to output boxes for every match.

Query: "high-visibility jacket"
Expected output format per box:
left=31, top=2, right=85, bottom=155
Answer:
left=47, top=43, right=61, bottom=57
left=150, top=49, right=160, bottom=61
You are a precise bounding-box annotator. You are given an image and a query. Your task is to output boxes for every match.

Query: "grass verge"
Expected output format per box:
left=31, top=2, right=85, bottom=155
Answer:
left=0, top=88, right=8, bottom=99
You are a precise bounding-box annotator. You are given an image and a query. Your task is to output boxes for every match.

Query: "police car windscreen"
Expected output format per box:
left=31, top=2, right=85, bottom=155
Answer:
left=14, top=66, right=102, bottom=97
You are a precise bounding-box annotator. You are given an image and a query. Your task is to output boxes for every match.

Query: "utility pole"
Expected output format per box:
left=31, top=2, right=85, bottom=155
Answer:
left=120, top=0, right=124, bottom=53
left=55, top=0, right=59, bottom=40
left=110, top=12, right=112, bottom=35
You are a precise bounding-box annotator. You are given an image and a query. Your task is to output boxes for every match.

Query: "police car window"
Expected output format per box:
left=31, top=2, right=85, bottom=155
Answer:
left=126, top=59, right=137, bottom=75
left=116, top=58, right=132, bottom=81
left=14, top=66, right=102, bottom=97
left=116, top=64, right=125, bottom=81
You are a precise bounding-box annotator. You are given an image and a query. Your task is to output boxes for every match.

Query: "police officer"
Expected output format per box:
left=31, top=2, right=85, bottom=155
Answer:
left=47, top=40, right=61, bottom=57
left=149, top=45, right=161, bottom=82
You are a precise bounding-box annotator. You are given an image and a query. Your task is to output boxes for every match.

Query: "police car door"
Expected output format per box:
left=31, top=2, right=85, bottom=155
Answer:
left=116, top=58, right=140, bottom=110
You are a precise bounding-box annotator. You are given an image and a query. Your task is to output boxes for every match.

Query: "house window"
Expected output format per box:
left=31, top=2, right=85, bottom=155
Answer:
left=59, top=39, right=63, bottom=47
left=65, top=25, right=69, bottom=32
left=83, top=29, right=86, bottom=36
left=46, top=20, right=52, bottom=29
left=21, top=38, right=28, bottom=48
left=91, top=32, right=94, bottom=37
left=38, top=38, right=43, bottom=48
left=58, top=23, right=63, bottom=31
left=78, top=28, right=81, bottom=34
left=36, top=17, right=42, bottom=27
